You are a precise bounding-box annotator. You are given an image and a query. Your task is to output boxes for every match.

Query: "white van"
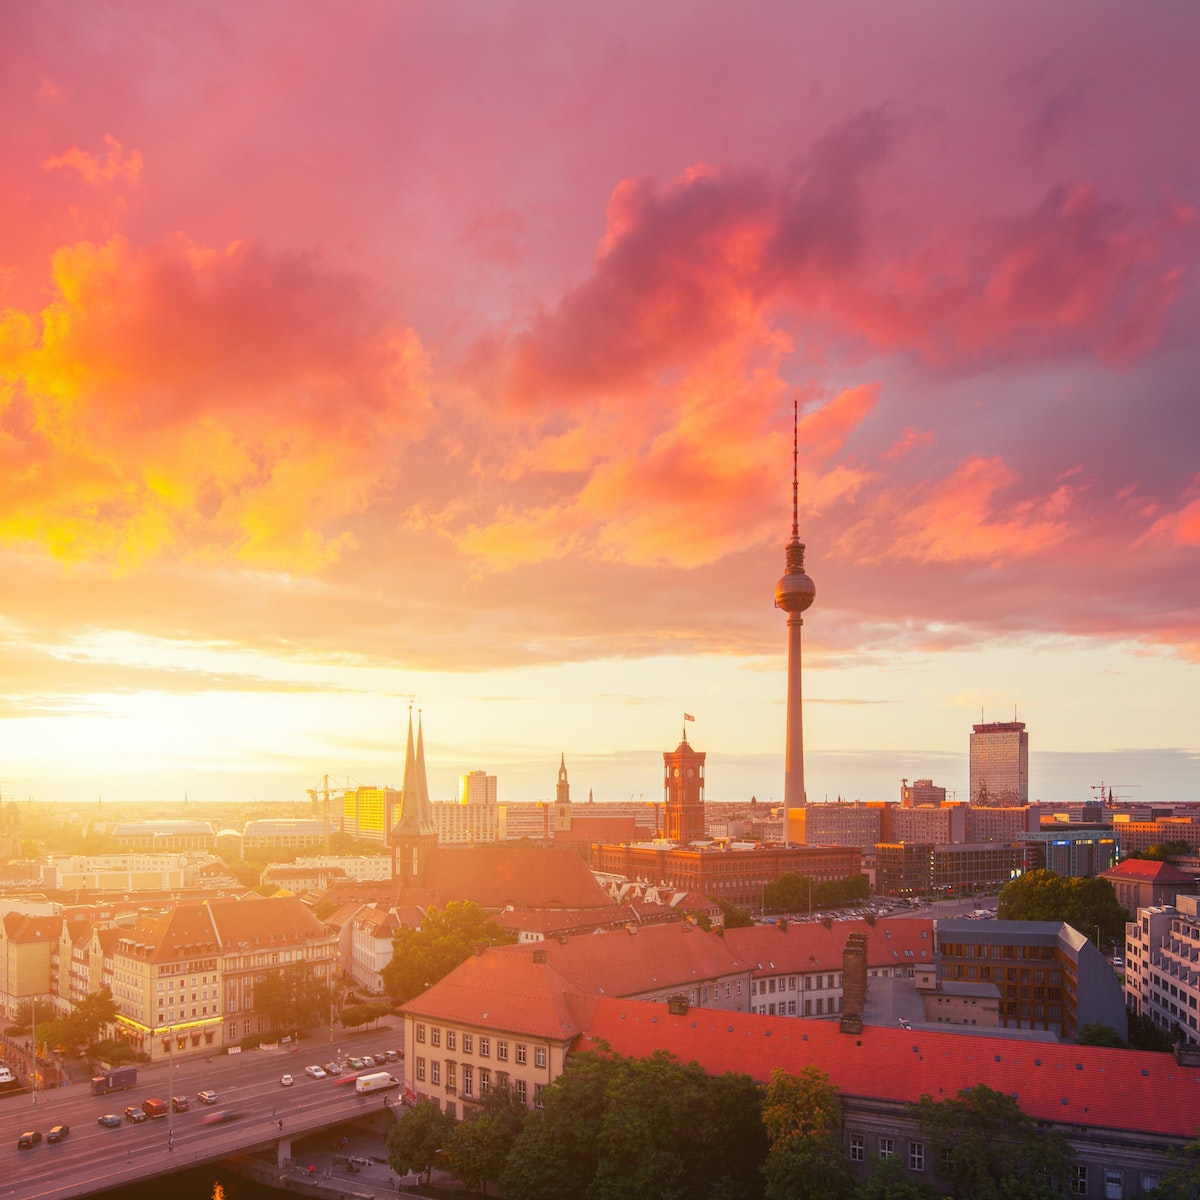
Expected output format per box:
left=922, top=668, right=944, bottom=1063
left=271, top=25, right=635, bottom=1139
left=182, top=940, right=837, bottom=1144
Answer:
left=355, top=1071, right=398, bottom=1094
left=0, top=1067, right=15, bottom=1084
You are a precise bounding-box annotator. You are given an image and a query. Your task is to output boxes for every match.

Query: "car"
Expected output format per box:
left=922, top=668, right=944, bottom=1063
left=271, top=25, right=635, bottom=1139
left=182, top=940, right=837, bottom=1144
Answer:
left=98, top=1114, right=122, bottom=1129
left=361, top=1056, right=375, bottom=1068
left=303, top=1064, right=326, bottom=1079
left=200, top=1109, right=242, bottom=1125
left=172, top=1095, right=189, bottom=1112
left=382, top=1050, right=398, bottom=1063
left=197, top=1090, right=219, bottom=1105
left=124, top=1106, right=148, bottom=1123
left=47, top=1124, right=69, bottom=1143
left=346, top=1056, right=364, bottom=1069
left=17, top=1131, right=42, bottom=1149
left=281, top=1074, right=294, bottom=1087
left=322, top=1061, right=341, bottom=1076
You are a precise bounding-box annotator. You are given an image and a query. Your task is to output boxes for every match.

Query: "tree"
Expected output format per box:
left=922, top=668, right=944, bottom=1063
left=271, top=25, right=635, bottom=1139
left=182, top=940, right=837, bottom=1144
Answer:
left=64, top=988, right=119, bottom=1052
left=762, top=1065, right=855, bottom=1200
left=716, top=899, right=755, bottom=929
left=382, top=900, right=517, bottom=1002
left=501, top=1051, right=614, bottom=1200
left=1150, top=1139, right=1200, bottom=1200
left=997, top=869, right=1128, bottom=947
left=340, top=1002, right=392, bottom=1030
left=1127, top=1008, right=1180, bottom=1052
left=1128, top=841, right=1190, bottom=862
left=855, top=1154, right=939, bottom=1200
left=386, top=1098, right=456, bottom=1184
left=913, top=1083, right=1074, bottom=1200
left=445, top=1079, right=528, bottom=1195
left=13, top=997, right=56, bottom=1030
left=253, top=963, right=329, bottom=1032
left=1075, top=1022, right=1127, bottom=1048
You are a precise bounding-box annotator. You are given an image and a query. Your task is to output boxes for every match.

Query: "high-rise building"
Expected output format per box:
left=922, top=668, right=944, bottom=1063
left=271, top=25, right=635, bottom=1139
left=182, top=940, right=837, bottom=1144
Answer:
left=459, top=770, right=497, bottom=806
left=969, top=720, right=1029, bottom=806
left=341, top=786, right=399, bottom=842
left=899, top=779, right=946, bottom=807
left=775, top=401, right=816, bottom=834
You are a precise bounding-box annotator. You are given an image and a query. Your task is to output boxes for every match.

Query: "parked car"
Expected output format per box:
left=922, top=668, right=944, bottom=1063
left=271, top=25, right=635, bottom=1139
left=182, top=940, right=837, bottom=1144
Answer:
left=124, top=1106, right=148, bottom=1123
left=47, top=1124, right=69, bottom=1143
left=382, top=1050, right=399, bottom=1062
left=346, top=1057, right=365, bottom=1069
left=98, top=1114, right=122, bottom=1128
left=281, top=1074, right=294, bottom=1087
left=197, top=1090, right=219, bottom=1105
left=361, top=1056, right=375, bottom=1068
left=17, top=1131, right=42, bottom=1149
left=303, top=1065, right=326, bottom=1079
left=322, top=1061, right=341, bottom=1076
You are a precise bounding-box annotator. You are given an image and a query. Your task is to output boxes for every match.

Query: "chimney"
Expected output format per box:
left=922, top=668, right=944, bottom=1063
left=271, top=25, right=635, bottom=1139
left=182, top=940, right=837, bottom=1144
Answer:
left=532, top=947, right=547, bottom=965
left=839, top=932, right=868, bottom=1035
left=667, top=995, right=689, bottom=1016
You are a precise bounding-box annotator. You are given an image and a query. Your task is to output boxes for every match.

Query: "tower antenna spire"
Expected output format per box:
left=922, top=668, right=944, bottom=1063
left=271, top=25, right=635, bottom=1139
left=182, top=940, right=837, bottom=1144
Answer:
left=791, top=397, right=799, bottom=543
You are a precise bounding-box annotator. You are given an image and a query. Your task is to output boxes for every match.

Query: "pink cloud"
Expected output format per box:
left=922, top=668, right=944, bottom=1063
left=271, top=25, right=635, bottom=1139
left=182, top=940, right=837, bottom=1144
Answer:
left=44, top=134, right=142, bottom=186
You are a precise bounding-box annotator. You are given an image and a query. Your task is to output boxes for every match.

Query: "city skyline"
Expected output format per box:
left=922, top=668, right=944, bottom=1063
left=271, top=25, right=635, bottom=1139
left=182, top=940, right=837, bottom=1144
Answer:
left=1, top=3, right=1198, bottom=810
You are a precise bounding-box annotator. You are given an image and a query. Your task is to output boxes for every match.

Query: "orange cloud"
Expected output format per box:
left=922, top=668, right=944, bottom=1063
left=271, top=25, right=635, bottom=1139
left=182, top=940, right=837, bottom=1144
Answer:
left=0, top=234, right=430, bottom=571
left=891, top=456, right=1074, bottom=566
left=1140, top=475, right=1200, bottom=548
left=44, top=135, right=143, bottom=187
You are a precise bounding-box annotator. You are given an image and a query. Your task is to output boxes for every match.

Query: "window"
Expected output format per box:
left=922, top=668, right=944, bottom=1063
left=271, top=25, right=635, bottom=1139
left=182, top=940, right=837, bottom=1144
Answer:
left=1070, top=1166, right=1088, bottom=1195
left=431, top=1027, right=441, bottom=1047
left=940, top=1148, right=954, bottom=1173
left=515, top=1079, right=527, bottom=1105
left=447, top=1030, right=456, bottom=1051
left=446, top=1062, right=456, bottom=1089
left=497, top=1040, right=508, bottom=1061
left=534, top=1083, right=545, bottom=1108
left=463, top=1033, right=473, bottom=1054
left=416, top=1056, right=426, bottom=1082
left=908, top=1142, right=924, bottom=1172
left=1104, top=1168, right=1123, bottom=1199
left=516, top=1044, right=527, bottom=1065
left=879, top=1138, right=894, bottom=1159
left=535, top=1047, right=547, bottom=1068
left=480, top=1069, right=491, bottom=1096
left=850, top=1134, right=864, bottom=1162
left=416, top=1023, right=426, bottom=1044
left=480, top=1037, right=490, bottom=1057
left=1140, top=1174, right=1160, bottom=1192
left=462, top=1065, right=473, bottom=1097
left=431, top=1061, right=440, bottom=1086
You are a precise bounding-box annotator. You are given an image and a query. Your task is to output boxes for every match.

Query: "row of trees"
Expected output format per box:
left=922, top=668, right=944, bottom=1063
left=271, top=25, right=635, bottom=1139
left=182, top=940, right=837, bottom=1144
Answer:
left=6, top=991, right=119, bottom=1057
left=385, top=1053, right=1118, bottom=1200
left=763, top=871, right=871, bottom=915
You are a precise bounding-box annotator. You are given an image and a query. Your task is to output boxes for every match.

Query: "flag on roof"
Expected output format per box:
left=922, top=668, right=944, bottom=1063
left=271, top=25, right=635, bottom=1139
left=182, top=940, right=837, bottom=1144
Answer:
left=683, top=713, right=695, bottom=721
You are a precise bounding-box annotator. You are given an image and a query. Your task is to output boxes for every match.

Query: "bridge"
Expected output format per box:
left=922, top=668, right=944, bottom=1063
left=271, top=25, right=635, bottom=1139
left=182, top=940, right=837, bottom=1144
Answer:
left=1, top=1040, right=406, bottom=1200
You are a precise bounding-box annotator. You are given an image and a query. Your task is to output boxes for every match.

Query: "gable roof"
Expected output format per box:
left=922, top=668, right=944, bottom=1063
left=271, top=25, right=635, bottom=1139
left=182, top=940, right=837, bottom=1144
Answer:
left=1102, top=859, right=1194, bottom=884
left=581, top=998, right=1200, bottom=1140
left=414, top=846, right=613, bottom=910
left=493, top=922, right=747, bottom=996
left=401, top=948, right=599, bottom=1043
left=204, top=894, right=330, bottom=948
left=722, top=918, right=935, bottom=974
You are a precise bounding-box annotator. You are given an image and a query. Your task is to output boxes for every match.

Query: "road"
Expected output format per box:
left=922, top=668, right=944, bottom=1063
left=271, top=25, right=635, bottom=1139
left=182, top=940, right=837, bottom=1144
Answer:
left=0, top=1035, right=405, bottom=1200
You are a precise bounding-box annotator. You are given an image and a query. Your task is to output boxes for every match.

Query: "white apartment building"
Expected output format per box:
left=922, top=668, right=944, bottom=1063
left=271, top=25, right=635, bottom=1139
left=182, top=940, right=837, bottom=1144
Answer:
left=293, top=854, right=393, bottom=881
left=1125, top=894, right=1200, bottom=1042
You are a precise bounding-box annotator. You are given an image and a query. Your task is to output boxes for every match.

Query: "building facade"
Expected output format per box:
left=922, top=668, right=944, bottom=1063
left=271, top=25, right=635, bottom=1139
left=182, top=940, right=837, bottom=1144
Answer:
left=1124, top=894, right=1200, bottom=1043
left=663, top=733, right=706, bottom=845
left=969, top=721, right=1029, bottom=805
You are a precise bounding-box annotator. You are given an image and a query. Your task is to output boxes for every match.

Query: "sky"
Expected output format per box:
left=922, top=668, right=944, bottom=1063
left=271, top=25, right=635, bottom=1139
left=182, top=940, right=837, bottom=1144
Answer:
left=1, top=1, right=1198, bottom=810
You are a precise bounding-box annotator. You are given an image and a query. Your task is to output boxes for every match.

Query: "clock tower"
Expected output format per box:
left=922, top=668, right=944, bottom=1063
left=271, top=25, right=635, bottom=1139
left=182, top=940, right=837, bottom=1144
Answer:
left=663, top=727, right=705, bottom=844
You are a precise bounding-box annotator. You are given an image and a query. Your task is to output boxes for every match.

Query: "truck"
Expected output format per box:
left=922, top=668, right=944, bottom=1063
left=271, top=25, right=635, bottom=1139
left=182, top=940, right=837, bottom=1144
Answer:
left=142, top=1097, right=169, bottom=1119
left=355, top=1071, right=398, bottom=1094
left=90, top=1065, right=138, bottom=1095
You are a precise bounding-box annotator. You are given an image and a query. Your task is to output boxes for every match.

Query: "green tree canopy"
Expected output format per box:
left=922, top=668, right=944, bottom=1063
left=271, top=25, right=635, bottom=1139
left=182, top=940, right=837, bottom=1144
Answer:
left=1128, top=841, right=1191, bottom=862
left=997, top=869, right=1128, bottom=947
left=1075, top=1022, right=1127, bottom=1048
left=913, top=1083, right=1074, bottom=1200
left=445, top=1079, right=528, bottom=1196
left=762, top=1065, right=855, bottom=1200
left=386, top=1098, right=456, bottom=1184
left=339, top=1001, right=391, bottom=1030
left=382, top=900, right=517, bottom=1002
left=716, top=899, right=755, bottom=929
left=252, top=962, right=329, bottom=1032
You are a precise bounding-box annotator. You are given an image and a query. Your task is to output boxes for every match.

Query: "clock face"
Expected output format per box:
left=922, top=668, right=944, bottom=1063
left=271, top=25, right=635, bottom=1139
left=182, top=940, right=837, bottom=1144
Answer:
left=686, top=767, right=695, bottom=778
left=673, top=768, right=680, bottom=777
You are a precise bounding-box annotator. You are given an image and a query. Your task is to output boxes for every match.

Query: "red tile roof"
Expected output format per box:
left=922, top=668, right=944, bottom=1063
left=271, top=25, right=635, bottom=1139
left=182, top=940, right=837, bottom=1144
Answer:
left=493, top=902, right=680, bottom=937
left=581, top=998, right=1200, bottom=1139
left=417, top=846, right=613, bottom=910
left=1102, top=859, right=1194, bottom=883
left=401, top=948, right=600, bottom=1043
left=493, top=922, right=747, bottom=996
left=722, top=918, right=935, bottom=975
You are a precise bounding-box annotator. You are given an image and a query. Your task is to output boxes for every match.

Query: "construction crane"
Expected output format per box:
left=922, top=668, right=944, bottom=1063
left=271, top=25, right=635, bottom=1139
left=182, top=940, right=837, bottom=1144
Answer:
left=1091, top=782, right=1141, bottom=805
left=306, top=774, right=355, bottom=853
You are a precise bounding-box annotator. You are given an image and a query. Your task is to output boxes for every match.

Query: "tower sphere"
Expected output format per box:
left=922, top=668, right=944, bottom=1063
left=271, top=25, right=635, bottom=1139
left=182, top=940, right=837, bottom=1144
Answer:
left=775, top=563, right=815, bottom=613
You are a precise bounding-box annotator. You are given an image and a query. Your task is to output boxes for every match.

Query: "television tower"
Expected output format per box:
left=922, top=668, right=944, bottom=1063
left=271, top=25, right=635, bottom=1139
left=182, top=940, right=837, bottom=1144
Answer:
left=774, top=399, right=816, bottom=832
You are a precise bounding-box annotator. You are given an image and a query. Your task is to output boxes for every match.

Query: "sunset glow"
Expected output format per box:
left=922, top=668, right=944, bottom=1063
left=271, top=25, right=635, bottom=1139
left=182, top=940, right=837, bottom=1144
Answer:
left=1, top=2, right=1197, bottom=807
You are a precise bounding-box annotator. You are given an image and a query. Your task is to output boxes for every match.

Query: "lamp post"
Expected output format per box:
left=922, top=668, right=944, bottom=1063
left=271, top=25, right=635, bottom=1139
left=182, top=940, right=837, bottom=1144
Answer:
left=166, top=1023, right=175, bottom=1150
left=30, top=996, right=40, bottom=1105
